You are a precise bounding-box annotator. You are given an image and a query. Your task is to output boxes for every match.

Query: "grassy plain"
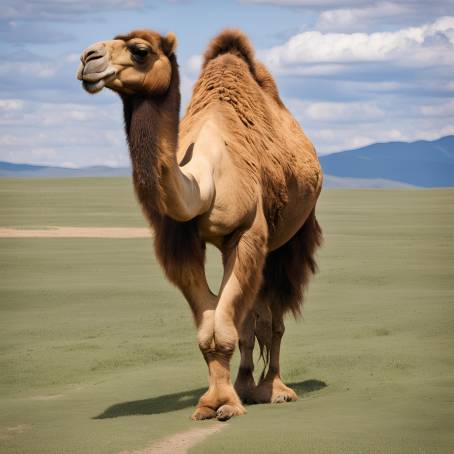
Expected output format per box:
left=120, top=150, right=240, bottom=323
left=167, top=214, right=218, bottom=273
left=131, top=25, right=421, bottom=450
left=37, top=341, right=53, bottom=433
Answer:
left=0, top=178, right=453, bottom=453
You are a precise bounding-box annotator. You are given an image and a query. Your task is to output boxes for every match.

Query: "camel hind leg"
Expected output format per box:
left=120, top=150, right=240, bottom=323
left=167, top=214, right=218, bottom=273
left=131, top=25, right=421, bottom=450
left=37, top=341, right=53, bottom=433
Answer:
left=254, top=209, right=322, bottom=403
left=254, top=303, right=298, bottom=403
left=234, top=311, right=257, bottom=404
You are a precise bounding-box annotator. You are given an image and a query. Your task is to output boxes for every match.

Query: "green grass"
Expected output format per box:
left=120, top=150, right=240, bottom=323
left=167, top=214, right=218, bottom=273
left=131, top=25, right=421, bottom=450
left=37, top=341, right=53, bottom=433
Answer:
left=0, top=178, right=146, bottom=227
left=0, top=178, right=453, bottom=453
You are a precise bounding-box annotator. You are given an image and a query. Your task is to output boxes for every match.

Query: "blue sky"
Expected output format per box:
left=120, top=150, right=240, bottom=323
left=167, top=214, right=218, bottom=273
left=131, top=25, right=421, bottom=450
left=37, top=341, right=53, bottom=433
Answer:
left=1, top=0, right=453, bottom=167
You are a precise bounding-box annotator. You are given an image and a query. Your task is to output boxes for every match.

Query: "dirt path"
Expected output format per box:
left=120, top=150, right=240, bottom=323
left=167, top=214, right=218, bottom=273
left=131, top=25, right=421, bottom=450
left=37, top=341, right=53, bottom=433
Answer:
left=117, top=424, right=225, bottom=454
left=0, top=424, right=31, bottom=441
left=0, top=227, right=151, bottom=238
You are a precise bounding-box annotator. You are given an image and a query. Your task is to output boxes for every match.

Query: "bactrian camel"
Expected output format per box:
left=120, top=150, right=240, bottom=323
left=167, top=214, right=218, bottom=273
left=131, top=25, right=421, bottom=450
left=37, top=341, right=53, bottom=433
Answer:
left=77, top=29, right=322, bottom=421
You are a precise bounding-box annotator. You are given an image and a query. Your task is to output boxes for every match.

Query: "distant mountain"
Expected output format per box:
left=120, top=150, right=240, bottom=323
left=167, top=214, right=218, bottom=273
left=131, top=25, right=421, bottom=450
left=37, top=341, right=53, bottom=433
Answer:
left=1, top=135, right=453, bottom=187
left=319, top=136, right=454, bottom=188
left=323, top=175, right=417, bottom=189
left=0, top=162, right=130, bottom=178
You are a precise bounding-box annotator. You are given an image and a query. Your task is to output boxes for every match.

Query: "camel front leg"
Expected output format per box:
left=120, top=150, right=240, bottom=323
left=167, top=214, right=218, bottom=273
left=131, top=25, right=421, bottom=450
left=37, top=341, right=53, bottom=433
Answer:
left=164, top=259, right=218, bottom=420
left=178, top=278, right=219, bottom=421
left=193, top=222, right=267, bottom=421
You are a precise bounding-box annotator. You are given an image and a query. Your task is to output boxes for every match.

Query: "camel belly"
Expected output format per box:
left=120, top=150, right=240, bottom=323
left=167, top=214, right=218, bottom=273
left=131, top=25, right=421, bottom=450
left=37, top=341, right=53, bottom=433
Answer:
left=267, top=198, right=315, bottom=251
left=267, top=171, right=322, bottom=252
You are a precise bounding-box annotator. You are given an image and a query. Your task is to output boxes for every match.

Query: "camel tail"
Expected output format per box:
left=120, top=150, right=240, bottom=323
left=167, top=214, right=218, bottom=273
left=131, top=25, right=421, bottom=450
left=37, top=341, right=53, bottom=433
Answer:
left=203, top=28, right=257, bottom=77
left=264, top=209, right=323, bottom=317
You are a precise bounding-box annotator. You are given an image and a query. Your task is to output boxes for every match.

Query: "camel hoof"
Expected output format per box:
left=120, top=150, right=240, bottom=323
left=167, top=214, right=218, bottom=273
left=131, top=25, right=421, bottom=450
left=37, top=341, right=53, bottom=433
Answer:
left=271, top=389, right=298, bottom=404
left=216, top=404, right=245, bottom=421
left=191, top=406, right=217, bottom=420
left=273, top=395, right=286, bottom=404
left=234, top=376, right=257, bottom=405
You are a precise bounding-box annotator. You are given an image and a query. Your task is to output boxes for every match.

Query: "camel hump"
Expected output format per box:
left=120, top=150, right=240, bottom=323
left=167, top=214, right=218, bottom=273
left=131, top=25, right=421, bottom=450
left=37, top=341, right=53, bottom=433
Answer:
left=203, top=28, right=257, bottom=77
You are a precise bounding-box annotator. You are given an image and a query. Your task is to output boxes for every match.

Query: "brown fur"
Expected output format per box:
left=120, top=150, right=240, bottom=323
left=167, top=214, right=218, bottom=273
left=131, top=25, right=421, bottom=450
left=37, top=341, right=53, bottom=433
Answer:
left=255, top=209, right=323, bottom=377
left=115, top=30, right=177, bottom=57
left=262, top=209, right=322, bottom=318
left=202, top=29, right=257, bottom=78
left=183, top=54, right=289, bottom=235
left=202, top=30, right=284, bottom=107
left=183, top=30, right=320, bottom=239
left=125, top=28, right=322, bottom=404
left=121, top=48, right=207, bottom=288
left=80, top=28, right=322, bottom=419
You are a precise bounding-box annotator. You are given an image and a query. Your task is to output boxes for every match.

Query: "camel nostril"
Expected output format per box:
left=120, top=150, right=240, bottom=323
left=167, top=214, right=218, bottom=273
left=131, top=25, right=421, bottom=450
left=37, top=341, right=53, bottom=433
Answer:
left=82, top=44, right=106, bottom=64
left=85, top=50, right=102, bottom=63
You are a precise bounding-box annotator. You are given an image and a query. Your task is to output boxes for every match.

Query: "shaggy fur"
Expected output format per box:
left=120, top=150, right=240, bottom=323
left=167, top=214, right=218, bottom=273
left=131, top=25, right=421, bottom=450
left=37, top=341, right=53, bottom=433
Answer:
left=202, top=29, right=284, bottom=107
left=127, top=28, right=321, bottom=406
left=79, top=27, right=323, bottom=420
left=255, top=209, right=323, bottom=376
left=121, top=52, right=207, bottom=291
left=262, top=209, right=323, bottom=317
left=202, top=28, right=257, bottom=79
left=183, top=31, right=321, bottom=238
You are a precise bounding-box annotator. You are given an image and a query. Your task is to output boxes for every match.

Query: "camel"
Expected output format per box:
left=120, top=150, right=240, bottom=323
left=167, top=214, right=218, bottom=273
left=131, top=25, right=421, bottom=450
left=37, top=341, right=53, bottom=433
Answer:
left=77, top=28, right=322, bottom=421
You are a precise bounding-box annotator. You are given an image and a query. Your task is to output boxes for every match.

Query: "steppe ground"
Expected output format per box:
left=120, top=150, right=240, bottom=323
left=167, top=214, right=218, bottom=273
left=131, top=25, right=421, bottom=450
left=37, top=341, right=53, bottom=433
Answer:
left=0, top=178, right=453, bottom=454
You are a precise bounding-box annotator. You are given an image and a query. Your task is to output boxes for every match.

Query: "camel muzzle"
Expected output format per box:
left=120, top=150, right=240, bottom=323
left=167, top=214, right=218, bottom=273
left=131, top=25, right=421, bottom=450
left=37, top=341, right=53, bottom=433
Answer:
left=77, top=42, right=116, bottom=94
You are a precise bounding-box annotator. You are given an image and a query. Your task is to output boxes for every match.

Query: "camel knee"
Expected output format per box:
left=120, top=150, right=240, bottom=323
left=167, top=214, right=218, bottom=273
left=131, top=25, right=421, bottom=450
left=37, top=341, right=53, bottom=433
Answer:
left=196, top=311, right=215, bottom=354
left=214, top=333, right=236, bottom=358
left=198, top=314, right=236, bottom=358
left=197, top=330, right=215, bottom=355
left=213, top=320, right=237, bottom=358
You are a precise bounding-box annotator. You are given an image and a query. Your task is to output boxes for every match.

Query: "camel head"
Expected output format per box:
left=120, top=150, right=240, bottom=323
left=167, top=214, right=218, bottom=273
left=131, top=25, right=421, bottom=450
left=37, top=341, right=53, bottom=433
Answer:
left=76, top=29, right=177, bottom=96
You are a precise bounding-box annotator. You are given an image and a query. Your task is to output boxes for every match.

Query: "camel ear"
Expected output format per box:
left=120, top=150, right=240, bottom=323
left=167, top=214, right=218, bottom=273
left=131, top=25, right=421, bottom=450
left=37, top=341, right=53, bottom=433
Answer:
left=162, top=32, right=177, bottom=56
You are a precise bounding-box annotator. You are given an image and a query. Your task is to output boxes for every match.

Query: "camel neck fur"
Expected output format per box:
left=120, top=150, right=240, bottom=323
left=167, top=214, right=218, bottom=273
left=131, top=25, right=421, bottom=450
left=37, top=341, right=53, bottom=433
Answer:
left=121, top=54, right=180, bottom=220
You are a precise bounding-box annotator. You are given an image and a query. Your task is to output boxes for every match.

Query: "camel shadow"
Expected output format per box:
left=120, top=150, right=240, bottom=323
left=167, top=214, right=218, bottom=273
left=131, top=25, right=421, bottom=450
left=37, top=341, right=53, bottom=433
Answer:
left=94, top=379, right=327, bottom=419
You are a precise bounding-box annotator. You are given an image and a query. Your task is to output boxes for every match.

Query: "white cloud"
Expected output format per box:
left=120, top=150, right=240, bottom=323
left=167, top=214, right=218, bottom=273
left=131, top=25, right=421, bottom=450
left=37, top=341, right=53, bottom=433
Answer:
left=261, top=17, right=454, bottom=74
left=60, top=161, right=78, bottom=168
left=419, top=98, right=454, bottom=117
left=243, top=0, right=454, bottom=28
left=0, top=0, right=144, bottom=21
left=0, top=99, right=127, bottom=167
left=316, top=2, right=409, bottom=32
left=179, top=55, right=202, bottom=107
left=242, top=0, right=369, bottom=6
left=0, top=59, right=58, bottom=79
left=186, top=54, right=202, bottom=75
left=31, top=148, right=58, bottom=159
left=305, top=124, right=454, bottom=154
left=288, top=99, right=385, bottom=123
left=286, top=96, right=454, bottom=153
left=258, top=15, right=454, bottom=153
left=243, top=0, right=453, bottom=10
left=0, top=100, right=123, bottom=127
left=1, top=5, right=453, bottom=166
left=0, top=99, right=24, bottom=111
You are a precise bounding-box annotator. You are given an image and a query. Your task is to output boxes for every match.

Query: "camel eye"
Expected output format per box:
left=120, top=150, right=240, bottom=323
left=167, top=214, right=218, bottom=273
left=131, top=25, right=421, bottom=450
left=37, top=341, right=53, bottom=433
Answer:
left=128, top=45, right=149, bottom=63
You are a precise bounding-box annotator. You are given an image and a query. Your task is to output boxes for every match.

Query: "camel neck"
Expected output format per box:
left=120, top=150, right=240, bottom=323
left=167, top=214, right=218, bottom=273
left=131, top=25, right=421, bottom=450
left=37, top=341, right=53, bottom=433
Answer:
left=121, top=55, right=181, bottom=219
